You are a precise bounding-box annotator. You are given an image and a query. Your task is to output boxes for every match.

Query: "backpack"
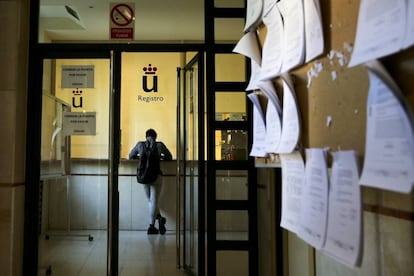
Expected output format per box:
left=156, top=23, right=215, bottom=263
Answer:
left=136, top=142, right=160, bottom=184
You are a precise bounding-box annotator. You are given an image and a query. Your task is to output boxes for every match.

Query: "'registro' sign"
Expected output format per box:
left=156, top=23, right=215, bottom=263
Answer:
left=138, top=63, right=165, bottom=103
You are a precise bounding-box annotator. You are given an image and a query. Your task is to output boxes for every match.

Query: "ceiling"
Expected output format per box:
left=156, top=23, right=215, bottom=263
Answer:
left=39, top=0, right=245, bottom=43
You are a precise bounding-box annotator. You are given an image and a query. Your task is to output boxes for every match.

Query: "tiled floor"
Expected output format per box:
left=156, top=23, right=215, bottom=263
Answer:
left=38, top=230, right=188, bottom=276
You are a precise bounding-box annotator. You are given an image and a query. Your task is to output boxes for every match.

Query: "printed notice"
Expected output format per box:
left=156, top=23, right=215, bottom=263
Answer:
left=359, top=62, right=414, bottom=193
left=278, top=0, right=305, bottom=73
left=277, top=74, right=301, bottom=154
left=323, top=151, right=362, bottom=268
left=298, top=148, right=329, bottom=250
left=61, top=65, right=95, bottom=88
left=265, top=97, right=282, bottom=153
left=62, top=112, right=96, bottom=136
left=248, top=93, right=268, bottom=157
left=348, top=0, right=406, bottom=67
left=304, top=0, right=324, bottom=62
left=260, top=3, right=284, bottom=81
left=280, top=151, right=305, bottom=234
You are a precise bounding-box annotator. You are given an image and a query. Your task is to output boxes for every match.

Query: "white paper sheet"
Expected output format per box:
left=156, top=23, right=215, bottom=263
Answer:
left=265, top=98, right=282, bottom=153
left=348, top=0, right=406, bottom=67
left=280, top=151, right=305, bottom=234
left=257, top=81, right=281, bottom=110
left=323, top=151, right=362, bottom=268
left=245, top=0, right=264, bottom=32
left=359, top=64, right=414, bottom=193
left=298, top=148, right=329, bottom=250
left=304, top=0, right=324, bottom=62
left=248, top=93, right=268, bottom=157
left=233, top=31, right=263, bottom=91
left=263, top=0, right=278, bottom=17
left=247, top=60, right=263, bottom=91
left=260, top=3, right=284, bottom=81
left=403, top=0, right=414, bottom=49
left=233, top=31, right=262, bottom=65
left=278, top=0, right=305, bottom=73
left=277, top=74, right=301, bottom=153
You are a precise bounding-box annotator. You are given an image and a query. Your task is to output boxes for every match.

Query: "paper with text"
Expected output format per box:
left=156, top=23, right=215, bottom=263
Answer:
left=248, top=93, right=268, bottom=157
left=278, top=0, right=305, bottom=73
left=304, top=0, right=324, bottom=62
left=265, top=97, right=282, bottom=153
left=323, top=151, right=362, bottom=268
left=280, top=151, right=305, bottom=234
left=359, top=66, right=414, bottom=193
left=260, top=3, right=284, bottom=80
left=277, top=74, right=301, bottom=153
left=298, top=148, right=329, bottom=250
left=257, top=81, right=281, bottom=110
left=348, top=0, right=406, bottom=67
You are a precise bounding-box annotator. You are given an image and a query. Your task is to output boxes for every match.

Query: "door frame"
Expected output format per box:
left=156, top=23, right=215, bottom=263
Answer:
left=178, top=52, right=205, bottom=275
left=23, top=44, right=204, bottom=276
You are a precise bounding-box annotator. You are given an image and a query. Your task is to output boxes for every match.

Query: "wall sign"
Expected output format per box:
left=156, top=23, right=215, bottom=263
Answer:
left=61, top=65, right=94, bottom=88
left=62, top=112, right=96, bottom=136
left=110, top=3, right=135, bottom=39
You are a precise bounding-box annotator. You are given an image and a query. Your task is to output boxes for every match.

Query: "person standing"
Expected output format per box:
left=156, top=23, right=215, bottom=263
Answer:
left=129, top=129, right=173, bottom=234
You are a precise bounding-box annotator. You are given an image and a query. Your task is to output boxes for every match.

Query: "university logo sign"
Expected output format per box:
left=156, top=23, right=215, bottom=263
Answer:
left=138, top=64, right=165, bottom=103
left=72, top=88, right=83, bottom=108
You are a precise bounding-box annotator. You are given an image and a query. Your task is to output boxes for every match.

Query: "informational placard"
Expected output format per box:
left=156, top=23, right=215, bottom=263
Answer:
left=61, top=65, right=94, bottom=88
left=62, top=112, right=96, bottom=136
left=110, top=2, right=135, bottom=39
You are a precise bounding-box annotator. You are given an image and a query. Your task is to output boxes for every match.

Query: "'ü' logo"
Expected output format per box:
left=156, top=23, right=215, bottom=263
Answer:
left=72, top=89, right=83, bottom=108
left=142, top=64, right=158, bottom=93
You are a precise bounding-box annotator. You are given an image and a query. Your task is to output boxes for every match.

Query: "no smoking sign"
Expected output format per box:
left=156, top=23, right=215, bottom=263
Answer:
left=110, top=3, right=135, bottom=39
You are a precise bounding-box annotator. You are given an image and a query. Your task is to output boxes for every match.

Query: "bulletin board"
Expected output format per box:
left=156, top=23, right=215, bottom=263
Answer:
left=255, top=0, right=414, bottom=166
left=248, top=2, right=414, bottom=248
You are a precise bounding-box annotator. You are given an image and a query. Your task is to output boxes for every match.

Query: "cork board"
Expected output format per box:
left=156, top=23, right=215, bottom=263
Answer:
left=255, top=0, right=414, bottom=166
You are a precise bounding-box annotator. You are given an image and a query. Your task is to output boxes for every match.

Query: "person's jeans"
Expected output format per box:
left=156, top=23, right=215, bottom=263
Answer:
left=142, top=176, right=162, bottom=225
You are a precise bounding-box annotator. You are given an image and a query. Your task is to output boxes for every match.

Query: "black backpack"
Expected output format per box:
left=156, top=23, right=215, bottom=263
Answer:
left=136, top=142, right=160, bottom=184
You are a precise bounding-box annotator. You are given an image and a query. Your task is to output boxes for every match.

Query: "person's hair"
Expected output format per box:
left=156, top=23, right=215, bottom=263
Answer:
left=146, top=128, right=157, bottom=139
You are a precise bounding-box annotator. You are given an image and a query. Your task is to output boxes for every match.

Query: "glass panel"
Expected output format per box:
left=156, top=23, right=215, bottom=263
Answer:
left=216, top=210, right=248, bottom=240
left=217, top=251, right=249, bottom=276
left=120, top=52, right=178, bottom=158
left=183, top=57, right=200, bottom=274
left=38, top=59, right=109, bottom=274
left=215, top=92, right=247, bottom=121
left=215, top=130, right=248, bottom=160
left=40, top=94, right=70, bottom=176
left=119, top=52, right=179, bottom=271
left=216, top=170, right=248, bottom=200
left=215, top=18, right=245, bottom=43
left=215, top=54, right=246, bottom=82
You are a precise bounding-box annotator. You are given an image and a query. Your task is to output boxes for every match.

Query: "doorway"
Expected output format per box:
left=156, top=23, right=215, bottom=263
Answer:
left=24, top=48, right=204, bottom=275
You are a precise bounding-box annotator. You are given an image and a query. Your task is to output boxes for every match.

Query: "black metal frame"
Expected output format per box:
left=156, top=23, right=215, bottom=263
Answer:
left=24, top=0, right=268, bottom=275
left=204, top=1, right=258, bottom=276
left=24, top=2, right=205, bottom=275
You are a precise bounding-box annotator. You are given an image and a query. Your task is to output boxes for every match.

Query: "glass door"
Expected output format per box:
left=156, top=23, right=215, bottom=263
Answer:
left=37, top=57, right=112, bottom=275
left=178, top=52, right=204, bottom=275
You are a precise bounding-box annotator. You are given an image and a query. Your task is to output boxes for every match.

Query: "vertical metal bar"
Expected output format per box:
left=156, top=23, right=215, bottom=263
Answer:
left=197, top=52, right=206, bottom=276
left=189, top=69, right=195, bottom=268
left=107, top=50, right=120, bottom=276
left=176, top=67, right=182, bottom=269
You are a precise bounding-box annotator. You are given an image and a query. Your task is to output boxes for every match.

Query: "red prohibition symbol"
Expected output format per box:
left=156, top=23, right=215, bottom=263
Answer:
left=111, top=4, right=135, bottom=27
